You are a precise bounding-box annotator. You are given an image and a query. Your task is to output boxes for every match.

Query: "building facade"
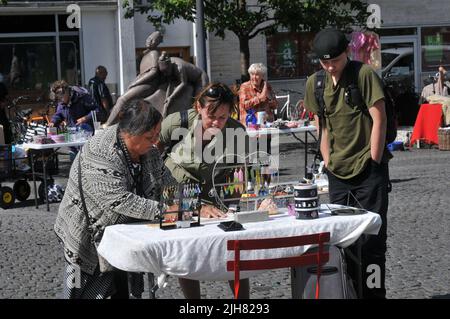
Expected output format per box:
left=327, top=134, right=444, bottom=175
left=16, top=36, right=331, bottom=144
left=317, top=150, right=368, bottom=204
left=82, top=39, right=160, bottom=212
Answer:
left=207, top=0, right=450, bottom=100
left=1, top=1, right=450, bottom=117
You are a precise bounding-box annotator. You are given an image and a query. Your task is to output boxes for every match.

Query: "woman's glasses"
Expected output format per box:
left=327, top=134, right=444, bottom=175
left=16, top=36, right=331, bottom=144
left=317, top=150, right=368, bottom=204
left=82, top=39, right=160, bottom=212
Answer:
left=205, top=85, right=235, bottom=101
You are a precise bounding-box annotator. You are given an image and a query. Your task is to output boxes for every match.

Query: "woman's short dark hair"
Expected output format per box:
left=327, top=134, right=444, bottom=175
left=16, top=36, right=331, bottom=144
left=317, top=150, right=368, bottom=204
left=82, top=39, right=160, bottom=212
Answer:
left=194, top=82, right=237, bottom=116
left=118, top=100, right=162, bottom=136
left=50, top=80, right=70, bottom=101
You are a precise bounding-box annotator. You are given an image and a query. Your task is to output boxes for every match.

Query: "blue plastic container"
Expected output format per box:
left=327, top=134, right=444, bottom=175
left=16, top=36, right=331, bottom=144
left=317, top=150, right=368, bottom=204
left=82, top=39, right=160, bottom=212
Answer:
left=387, top=141, right=404, bottom=151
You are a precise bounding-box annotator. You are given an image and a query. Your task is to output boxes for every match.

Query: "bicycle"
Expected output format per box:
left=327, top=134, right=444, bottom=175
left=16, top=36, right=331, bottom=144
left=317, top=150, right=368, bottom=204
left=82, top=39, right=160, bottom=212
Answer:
left=7, top=96, right=33, bottom=144
left=28, top=99, right=55, bottom=126
left=275, top=88, right=306, bottom=121
left=8, top=96, right=54, bottom=144
left=1, top=96, right=33, bottom=208
left=2, top=97, right=57, bottom=208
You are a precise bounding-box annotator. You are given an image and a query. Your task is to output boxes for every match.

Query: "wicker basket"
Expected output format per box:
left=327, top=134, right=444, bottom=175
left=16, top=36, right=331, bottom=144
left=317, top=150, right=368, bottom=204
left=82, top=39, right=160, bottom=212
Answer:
left=438, top=128, right=450, bottom=151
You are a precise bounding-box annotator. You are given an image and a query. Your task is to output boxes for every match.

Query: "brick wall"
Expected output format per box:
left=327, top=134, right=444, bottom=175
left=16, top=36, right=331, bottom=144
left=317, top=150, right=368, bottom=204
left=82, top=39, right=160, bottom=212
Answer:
left=374, top=0, right=450, bottom=26
left=208, top=30, right=266, bottom=85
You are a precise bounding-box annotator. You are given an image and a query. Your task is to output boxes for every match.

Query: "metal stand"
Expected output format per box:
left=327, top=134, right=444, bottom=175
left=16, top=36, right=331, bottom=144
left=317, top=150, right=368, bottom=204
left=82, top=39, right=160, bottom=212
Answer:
left=29, top=149, right=58, bottom=211
left=148, top=273, right=157, bottom=299
left=30, top=151, right=38, bottom=209
left=291, top=129, right=318, bottom=178
left=211, top=151, right=281, bottom=212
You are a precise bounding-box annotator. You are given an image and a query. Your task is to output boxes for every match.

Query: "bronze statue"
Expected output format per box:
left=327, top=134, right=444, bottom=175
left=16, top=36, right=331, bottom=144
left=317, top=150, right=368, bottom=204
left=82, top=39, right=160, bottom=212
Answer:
left=160, top=56, right=209, bottom=116
left=128, top=31, right=163, bottom=89
left=106, top=31, right=209, bottom=125
left=106, top=32, right=163, bottom=125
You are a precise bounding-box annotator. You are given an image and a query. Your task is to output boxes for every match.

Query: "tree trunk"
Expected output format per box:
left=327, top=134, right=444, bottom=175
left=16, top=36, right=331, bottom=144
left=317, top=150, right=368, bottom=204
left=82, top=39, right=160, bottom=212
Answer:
left=239, top=35, right=250, bottom=83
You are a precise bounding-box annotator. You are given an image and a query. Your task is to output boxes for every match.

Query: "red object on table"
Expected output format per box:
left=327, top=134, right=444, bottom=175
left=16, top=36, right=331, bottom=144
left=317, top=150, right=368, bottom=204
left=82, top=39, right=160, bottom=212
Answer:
left=410, top=104, right=443, bottom=145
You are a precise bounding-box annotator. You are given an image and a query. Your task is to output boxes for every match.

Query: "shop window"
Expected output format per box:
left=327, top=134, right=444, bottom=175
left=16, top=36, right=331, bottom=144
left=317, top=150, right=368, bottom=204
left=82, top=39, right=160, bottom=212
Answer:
left=421, top=27, right=450, bottom=72
left=377, top=28, right=417, bottom=36
left=58, top=14, right=75, bottom=32
left=0, top=37, right=57, bottom=91
left=60, top=36, right=81, bottom=85
left=0, top=14, right=82, bottom=116
left=0, top=36, right=57, bottom=116
left=390, top=54, right=414, bottom=76
left=0, top=15, right=55, bottom=33
left=266, top=32, right=320, bottom=80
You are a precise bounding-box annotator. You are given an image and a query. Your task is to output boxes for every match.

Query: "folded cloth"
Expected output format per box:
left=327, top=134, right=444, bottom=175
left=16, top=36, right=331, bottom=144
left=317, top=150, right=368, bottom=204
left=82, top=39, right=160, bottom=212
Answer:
left=410, top=103, right=443, bottom=145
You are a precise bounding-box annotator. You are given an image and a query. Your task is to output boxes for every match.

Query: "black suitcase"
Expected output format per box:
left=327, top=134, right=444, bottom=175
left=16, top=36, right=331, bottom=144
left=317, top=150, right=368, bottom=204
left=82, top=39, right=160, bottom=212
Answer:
left=291, top=245, right=357, bottom=299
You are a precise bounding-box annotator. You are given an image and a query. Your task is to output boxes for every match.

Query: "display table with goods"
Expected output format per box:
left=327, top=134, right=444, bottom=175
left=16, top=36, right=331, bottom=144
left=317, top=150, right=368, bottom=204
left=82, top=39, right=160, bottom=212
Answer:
left=97, top=203, right=380, bottom=297
left=246, top=120, right=317, bottom=178
left=18, top=130, right=90, bottom=211
left=98, top=152, right=378, bottom=298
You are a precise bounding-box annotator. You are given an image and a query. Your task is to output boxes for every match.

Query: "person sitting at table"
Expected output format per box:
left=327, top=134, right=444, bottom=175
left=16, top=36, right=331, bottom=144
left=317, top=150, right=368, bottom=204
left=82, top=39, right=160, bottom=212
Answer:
left=239, top=63, right=277, bottom=183
left=420, top=66, right=450, bottom=103
left=159, top=82, right=251, bottom=299
left=54, top=100, right=177, bottom=299
left=239, top=63, right=278, bottom=127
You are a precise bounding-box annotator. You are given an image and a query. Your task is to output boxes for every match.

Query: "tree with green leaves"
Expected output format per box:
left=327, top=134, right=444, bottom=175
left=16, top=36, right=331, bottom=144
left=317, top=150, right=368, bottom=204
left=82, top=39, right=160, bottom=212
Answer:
left=123, top=0, right=370, bottom=81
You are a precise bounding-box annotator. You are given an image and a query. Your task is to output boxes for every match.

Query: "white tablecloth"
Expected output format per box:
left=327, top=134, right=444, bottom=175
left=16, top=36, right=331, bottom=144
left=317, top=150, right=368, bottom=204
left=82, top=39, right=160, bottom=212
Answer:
left=97, top=204, right=381, bottom=281
left=21, top=140, right=87, bottom=150
left=246, top=125, right=316, bottom=138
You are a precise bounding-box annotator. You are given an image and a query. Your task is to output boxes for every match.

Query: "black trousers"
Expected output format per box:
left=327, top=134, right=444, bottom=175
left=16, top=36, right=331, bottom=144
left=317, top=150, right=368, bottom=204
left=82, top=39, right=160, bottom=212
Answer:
left=327, top=160, right=389, bottom=299
left=110, top=271, right=145, bottom=299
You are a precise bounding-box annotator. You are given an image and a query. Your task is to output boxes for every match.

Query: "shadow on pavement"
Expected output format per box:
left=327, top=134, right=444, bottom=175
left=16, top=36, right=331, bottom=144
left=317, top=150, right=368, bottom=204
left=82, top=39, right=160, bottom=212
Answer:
left=390, top=178, right=417, bottom=184
left=6, top=199, right=59, bottom=209
left=431, top=294, right=450, bottom=299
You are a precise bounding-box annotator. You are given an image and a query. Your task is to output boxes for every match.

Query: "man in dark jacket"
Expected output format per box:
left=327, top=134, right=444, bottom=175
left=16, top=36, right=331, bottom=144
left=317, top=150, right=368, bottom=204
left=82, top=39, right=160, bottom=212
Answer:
left=88, top=66, right=113, bottom=123
left=49, top=80, right=99, bottom=131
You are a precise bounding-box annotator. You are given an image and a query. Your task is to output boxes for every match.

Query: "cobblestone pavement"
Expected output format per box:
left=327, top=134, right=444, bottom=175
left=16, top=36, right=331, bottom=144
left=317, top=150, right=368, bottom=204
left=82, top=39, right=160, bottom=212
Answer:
left=1, top=139, right=450, bottom=299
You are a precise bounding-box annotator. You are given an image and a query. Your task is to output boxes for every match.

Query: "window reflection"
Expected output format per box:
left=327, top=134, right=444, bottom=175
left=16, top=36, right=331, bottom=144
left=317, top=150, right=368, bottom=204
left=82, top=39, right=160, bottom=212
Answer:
left=0, top=37, right=57, bottom=91
left=421, top=27, right=450, bottom=72
left=0, top=14, right=81, bottom=119
left=266, top=32, right=320, bottom=80
left=61, top=37, right=81, bottom=86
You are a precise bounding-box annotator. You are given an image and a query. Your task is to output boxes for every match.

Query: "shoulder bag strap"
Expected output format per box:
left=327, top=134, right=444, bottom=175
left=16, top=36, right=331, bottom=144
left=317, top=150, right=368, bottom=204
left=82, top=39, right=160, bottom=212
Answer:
left=314, top=70, right=326, bottom=122
left=310, top=70, right=326, bottom=177
left=180, top=109, right=188, bottom=130
left=346, top=60, right=366, bottom=109
left=77, top=148, right=95, bottom=243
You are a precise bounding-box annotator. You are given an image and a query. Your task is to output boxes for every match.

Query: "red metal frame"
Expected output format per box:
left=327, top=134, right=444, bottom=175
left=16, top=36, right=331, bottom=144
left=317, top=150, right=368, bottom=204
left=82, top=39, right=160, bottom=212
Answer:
left=227, top=232, right=330, bottom=299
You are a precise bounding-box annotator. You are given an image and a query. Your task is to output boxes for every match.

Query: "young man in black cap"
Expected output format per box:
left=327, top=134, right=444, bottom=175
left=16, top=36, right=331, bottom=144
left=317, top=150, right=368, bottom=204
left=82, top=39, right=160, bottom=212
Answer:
left=304, top=28, right=389, bottom=299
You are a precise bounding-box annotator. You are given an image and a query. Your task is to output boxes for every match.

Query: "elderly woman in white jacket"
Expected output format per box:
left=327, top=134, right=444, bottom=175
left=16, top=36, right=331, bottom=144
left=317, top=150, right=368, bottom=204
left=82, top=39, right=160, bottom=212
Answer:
left=54, top=100, right=176, bottom=299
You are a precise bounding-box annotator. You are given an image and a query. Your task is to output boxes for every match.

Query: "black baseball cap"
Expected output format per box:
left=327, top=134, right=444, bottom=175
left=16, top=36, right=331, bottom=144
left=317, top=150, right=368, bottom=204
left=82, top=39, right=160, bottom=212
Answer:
left=313, top=28, right=349, bottom=60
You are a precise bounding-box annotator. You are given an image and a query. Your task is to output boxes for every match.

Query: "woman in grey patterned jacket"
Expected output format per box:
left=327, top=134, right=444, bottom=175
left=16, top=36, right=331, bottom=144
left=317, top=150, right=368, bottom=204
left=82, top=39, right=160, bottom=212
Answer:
left=54, top=100, right=176, bottom=298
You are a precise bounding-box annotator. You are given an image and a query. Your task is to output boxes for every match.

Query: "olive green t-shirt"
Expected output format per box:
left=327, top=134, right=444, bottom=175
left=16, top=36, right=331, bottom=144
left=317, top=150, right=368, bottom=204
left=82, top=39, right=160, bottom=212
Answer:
left=160, top=108, right=249, bottom=205
left=304, top=62, right=385, bottom=179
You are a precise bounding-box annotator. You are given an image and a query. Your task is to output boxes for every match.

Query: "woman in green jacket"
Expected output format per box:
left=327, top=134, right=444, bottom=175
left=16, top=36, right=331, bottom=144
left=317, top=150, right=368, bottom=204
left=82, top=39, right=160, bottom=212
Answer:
left=159, top=82, right=250, bottom=298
